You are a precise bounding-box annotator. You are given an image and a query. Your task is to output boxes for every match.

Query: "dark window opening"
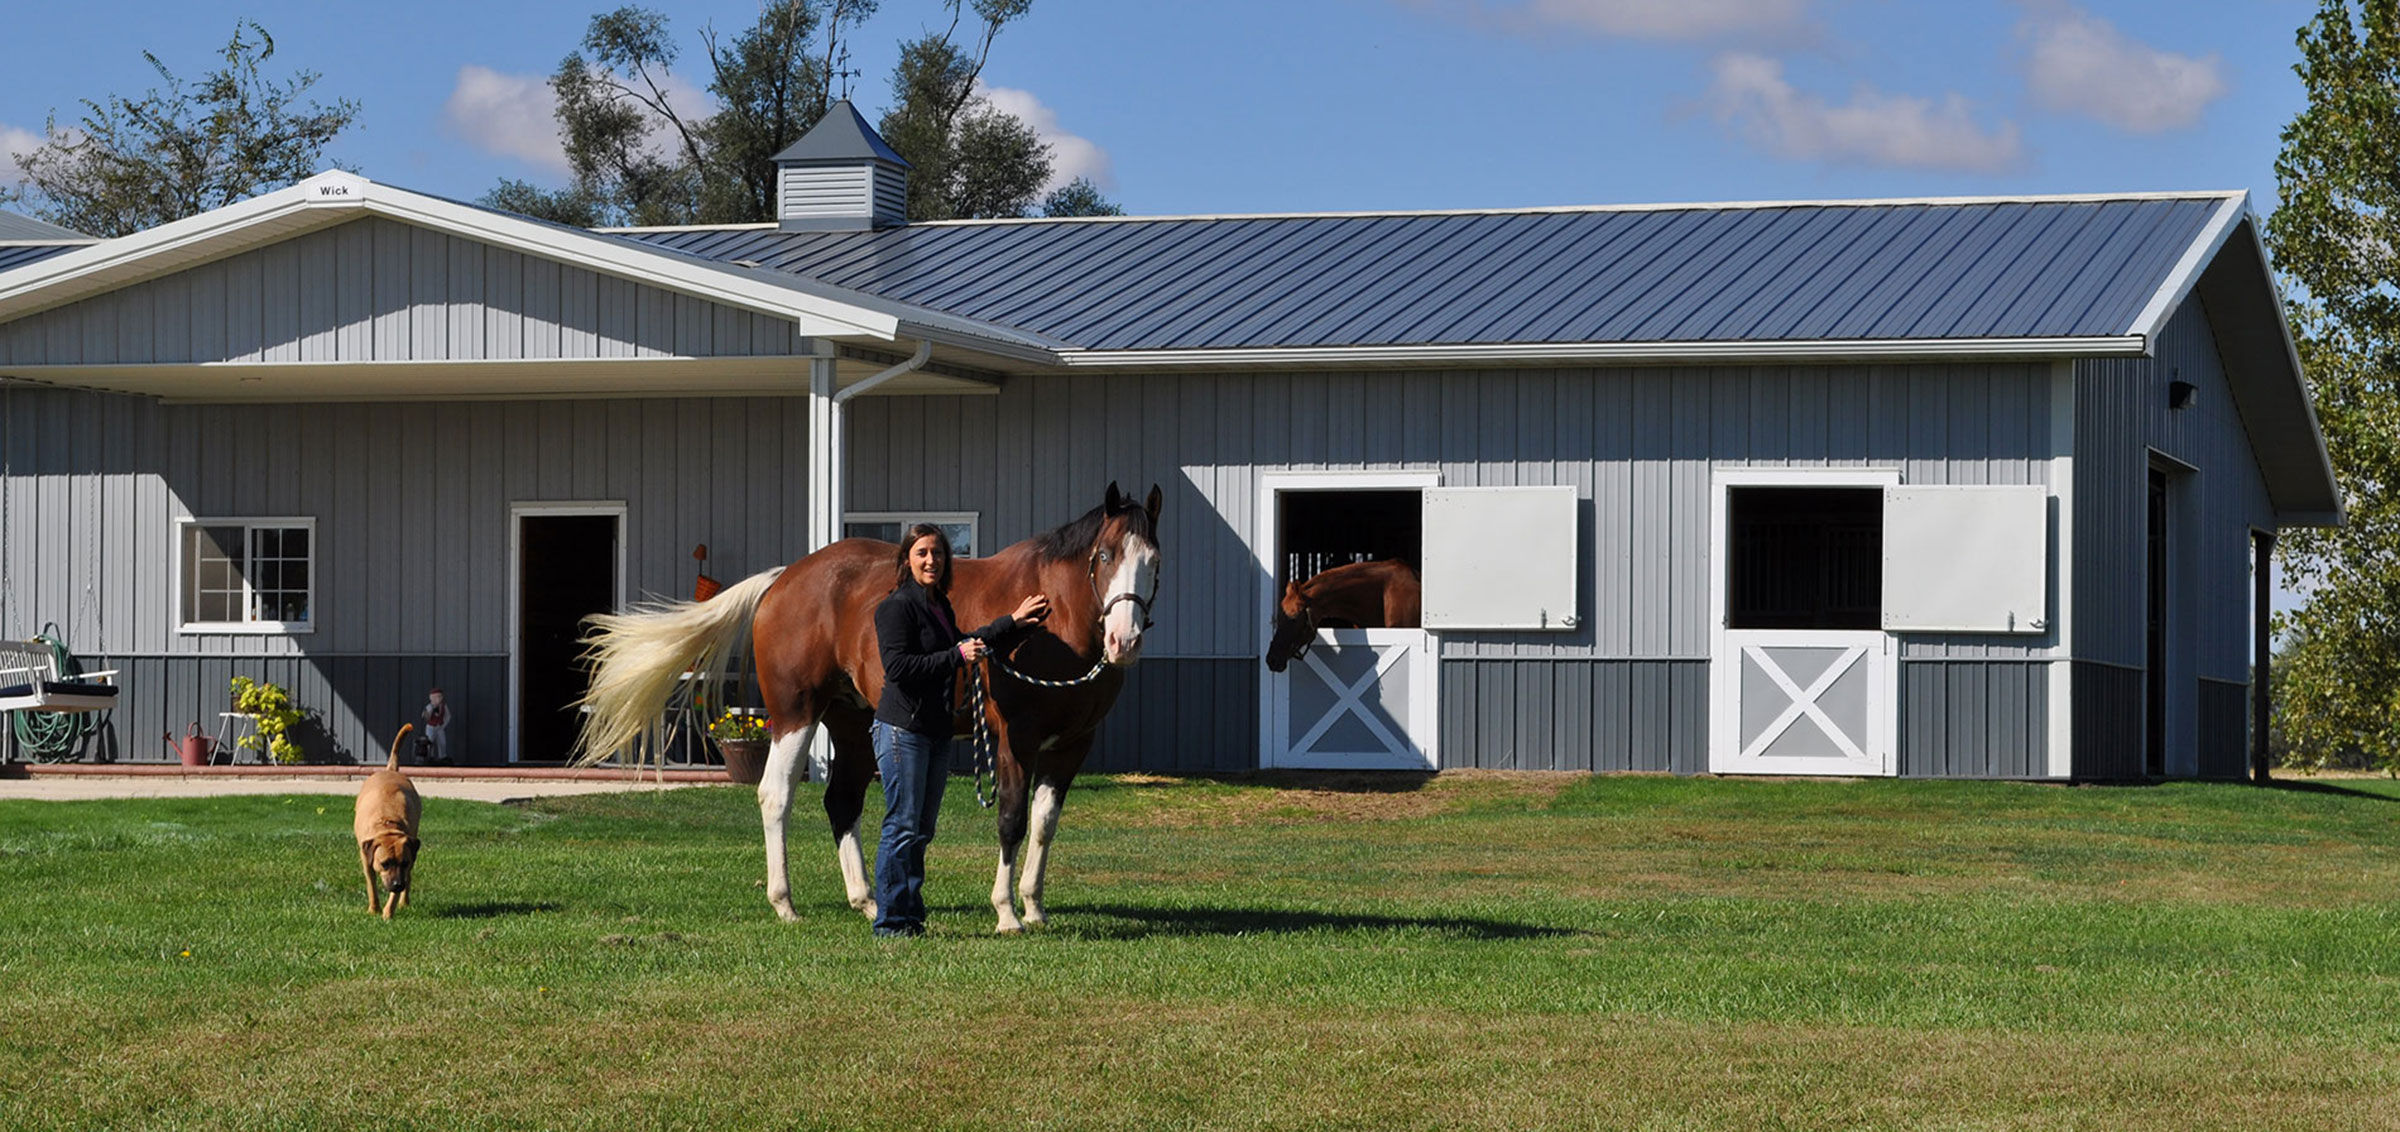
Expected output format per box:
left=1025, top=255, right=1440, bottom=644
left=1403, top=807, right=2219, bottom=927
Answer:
left=1277, top=490, right=1420, bottom=627
left=1727, top=487, right=1882, bottom=630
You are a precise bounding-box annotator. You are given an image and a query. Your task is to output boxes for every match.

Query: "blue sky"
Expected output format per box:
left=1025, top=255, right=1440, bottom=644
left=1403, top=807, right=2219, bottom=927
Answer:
left=0, top=0, right=2323, bottom=218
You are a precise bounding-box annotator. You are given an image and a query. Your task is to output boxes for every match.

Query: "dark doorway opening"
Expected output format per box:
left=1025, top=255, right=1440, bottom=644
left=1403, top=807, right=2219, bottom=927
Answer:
left=519, top=514, right=618, bottom=763
left=1726, top=487, right=1883, bottom=631
left=2146, top=468, right=2168, bottom=777
left=1276, top=490, right=1421, bottom=614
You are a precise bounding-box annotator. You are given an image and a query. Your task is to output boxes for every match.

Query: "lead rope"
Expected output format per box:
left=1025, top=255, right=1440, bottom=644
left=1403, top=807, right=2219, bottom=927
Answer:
left=964, top=648, right=1111, bottom=810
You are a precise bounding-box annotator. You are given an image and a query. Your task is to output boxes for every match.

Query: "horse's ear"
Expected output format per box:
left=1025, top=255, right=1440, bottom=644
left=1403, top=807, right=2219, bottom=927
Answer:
left=1105, top=481, right=1124, bottom=509
left=1145, top=483, right=1163, bottom=522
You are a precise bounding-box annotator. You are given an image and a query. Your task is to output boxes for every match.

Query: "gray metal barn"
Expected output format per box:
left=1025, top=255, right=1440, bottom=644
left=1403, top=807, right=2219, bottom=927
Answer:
left=0, top=106, right=2337, bottom=779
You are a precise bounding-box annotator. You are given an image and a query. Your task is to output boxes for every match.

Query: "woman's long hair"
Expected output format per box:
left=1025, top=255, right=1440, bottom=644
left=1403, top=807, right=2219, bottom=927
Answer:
left=893, top=523, right=954, bottom=592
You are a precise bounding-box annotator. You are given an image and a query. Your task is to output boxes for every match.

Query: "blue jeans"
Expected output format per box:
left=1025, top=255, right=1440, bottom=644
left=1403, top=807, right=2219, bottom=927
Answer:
left=870, top=720, right=948, bottom=935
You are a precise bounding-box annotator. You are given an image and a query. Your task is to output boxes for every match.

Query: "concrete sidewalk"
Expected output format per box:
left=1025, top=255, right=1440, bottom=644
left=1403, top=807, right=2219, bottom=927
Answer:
left=0, top=767, right=726, bottom=803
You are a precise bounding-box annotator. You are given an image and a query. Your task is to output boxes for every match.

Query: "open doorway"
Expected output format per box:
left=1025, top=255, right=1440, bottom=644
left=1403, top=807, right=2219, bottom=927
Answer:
left=511, top=505, right=623, bottom=763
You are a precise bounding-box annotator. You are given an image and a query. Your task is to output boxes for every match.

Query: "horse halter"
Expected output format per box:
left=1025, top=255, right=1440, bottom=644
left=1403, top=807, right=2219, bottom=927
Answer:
left=1087, top=542, right=1160, bottom=631
left=1280, top=590, right=1320, bottom=663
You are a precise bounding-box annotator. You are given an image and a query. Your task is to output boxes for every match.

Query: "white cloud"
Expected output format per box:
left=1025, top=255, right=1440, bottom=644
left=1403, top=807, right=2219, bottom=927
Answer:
left=1399, top=0, right=1809, bottom=41
left=441, top=65, right=715, bottom=177
left=2021, top=3, right=2224, bottom=133
left=977, top=84, right=1115, bottom=192
left=0, top=124, right=44, bottom=188
left=443, top=66, right=570, bottom=176
left=1704, top=52, right=2024, bottom=172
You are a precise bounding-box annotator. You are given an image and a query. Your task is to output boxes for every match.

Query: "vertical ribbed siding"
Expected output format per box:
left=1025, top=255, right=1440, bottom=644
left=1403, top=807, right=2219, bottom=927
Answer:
left=0, top=386, right=813, bottom=659
left=1438, top=659, right=1707, bottom=772
left=2071, top=662, right=2146, bottom=779
left=0, top=217, right=799, bottom=365
left=2074, top=298, right=2278, bottom=775
left=1898, top=661, right=2048, bottom=777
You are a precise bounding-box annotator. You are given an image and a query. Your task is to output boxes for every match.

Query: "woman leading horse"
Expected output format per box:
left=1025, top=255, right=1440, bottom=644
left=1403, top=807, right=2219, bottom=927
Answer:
left=575, top=483, right=1163, bottom=934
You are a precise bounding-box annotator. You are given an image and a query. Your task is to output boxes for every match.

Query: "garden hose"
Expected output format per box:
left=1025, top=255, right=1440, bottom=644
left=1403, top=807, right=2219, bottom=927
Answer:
left=7, top=626, right=107, bottom=761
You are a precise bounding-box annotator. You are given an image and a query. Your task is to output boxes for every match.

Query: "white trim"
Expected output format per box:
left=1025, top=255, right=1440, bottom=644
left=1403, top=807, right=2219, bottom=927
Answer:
left=2128, top=193, right=2252, bottom=347
left=1708, top=466, right=1903, bottom=777
left=2048, top=361, right=2076, bottom=778
left=843, top=511, right=982, bottom=557
left=171, top=516, right=318, bottom=636
left=1255, top=470, right=1442, bottom=770
left=506, top=501, right=627, bottom=764
left=604, top=189, right=2242, bottom=230
left=1055, top=336, right=2147, bottom=370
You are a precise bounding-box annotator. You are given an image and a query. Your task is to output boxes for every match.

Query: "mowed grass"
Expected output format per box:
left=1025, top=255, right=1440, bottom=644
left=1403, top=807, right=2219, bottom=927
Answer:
left=5, top=772, right=2400, bottom=1131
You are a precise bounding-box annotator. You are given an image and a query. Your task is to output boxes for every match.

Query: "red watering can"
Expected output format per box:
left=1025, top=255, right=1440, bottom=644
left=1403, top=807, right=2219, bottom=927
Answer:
left=165, top=723, right=213, bottom=767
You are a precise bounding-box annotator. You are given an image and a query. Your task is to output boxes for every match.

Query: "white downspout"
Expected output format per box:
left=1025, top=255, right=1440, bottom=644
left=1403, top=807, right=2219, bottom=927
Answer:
left=810, top=339, right=933, bottom=553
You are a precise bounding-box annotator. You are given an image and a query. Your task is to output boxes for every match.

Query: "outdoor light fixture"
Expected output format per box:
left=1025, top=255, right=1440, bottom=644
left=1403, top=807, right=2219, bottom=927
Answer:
left=2169, top=380, right=2197, bottom=410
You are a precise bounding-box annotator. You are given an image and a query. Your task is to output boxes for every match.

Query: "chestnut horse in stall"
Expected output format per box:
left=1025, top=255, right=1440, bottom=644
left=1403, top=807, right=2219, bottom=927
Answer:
left=1263, top=559, right=1420, bottom=673
left=575, top=483, right=1163, bottom=933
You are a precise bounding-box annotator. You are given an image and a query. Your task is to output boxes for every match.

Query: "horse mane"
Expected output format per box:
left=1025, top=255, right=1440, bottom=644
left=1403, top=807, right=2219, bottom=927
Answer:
left=1031, top=499, right=1158, bottom=562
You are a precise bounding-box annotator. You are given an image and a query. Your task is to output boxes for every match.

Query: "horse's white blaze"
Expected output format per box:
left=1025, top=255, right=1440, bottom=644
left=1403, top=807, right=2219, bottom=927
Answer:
left=1019, top=782, right=1063, bottom=924
left=758, top=723, right=815, bottom=922
left=1102, top=540, right=1158, bottom=664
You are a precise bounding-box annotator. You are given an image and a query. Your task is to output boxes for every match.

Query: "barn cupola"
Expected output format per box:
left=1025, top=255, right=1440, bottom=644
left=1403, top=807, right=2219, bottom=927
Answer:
left=772, top=100, right=911, bottom=232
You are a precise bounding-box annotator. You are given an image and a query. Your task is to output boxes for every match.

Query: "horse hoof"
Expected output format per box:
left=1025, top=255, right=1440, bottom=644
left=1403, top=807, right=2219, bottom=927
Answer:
left=1023, top=911, right=1048, bottom=929
left=772, top=905, right=800, bottom=923
left=860, top=901, right=880, bottom=922
left=995, top=922, right=1024, bottom=935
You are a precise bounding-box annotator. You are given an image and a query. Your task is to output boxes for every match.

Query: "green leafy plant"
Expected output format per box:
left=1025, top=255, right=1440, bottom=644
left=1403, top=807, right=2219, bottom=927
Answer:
left=706, top=710, right=767, bottom=743
left=229, top=676, right=306, bottom=765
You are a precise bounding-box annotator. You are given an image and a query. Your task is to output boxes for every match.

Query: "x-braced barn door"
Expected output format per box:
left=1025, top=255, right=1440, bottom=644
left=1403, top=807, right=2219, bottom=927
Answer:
left=1270, top=628, right=1436, bottom=770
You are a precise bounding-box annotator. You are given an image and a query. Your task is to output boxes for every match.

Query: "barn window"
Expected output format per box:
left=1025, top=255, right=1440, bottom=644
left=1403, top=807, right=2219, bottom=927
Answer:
left=176, top=518, right=316, bottom=633
left=844, top=511, right=979, bottom=557
left=1725, top=487, right=1881, bottom=630
left=1277, top=490, right=1420, bottom=624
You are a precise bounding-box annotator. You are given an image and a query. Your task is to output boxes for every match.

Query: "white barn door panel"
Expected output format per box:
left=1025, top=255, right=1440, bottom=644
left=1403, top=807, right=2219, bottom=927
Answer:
left=1421, top=486, right=1580, bottom=630
left=1268, top=628, right=1437, bottom=770
left=1713, top=631, right=1893, bottom=776
left=1883, top=486, right=2049, bottom=633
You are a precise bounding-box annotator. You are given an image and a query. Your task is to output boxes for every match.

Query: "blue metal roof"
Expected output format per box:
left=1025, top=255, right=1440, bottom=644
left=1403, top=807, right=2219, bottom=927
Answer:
left=618, top=196, right=2232, bottom=352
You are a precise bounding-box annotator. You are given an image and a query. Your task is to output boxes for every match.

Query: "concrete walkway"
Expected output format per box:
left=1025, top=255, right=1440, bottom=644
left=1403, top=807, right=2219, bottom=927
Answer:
left=0, top=766, right=728, bottom=803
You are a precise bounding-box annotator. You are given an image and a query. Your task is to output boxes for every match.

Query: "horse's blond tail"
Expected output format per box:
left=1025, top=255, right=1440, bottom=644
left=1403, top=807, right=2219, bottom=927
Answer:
left=571, top=567, right=784, bottom=768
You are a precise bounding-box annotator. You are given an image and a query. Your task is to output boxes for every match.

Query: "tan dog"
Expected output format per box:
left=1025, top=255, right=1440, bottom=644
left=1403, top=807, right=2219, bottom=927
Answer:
left=354, top=724, right=423, bottom=918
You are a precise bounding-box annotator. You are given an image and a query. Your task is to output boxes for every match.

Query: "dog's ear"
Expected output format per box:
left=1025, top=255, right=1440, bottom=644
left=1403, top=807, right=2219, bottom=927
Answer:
left=403, top=836, right=422, bottom=864
left=361, top=838, right=377, bottom=861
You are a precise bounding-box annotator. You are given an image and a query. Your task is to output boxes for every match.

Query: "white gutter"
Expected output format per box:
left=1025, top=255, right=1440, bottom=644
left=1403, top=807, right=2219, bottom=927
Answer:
left=1051, top=335, right=2150, bottom=370
left=832, top=338, right=932, bottom=402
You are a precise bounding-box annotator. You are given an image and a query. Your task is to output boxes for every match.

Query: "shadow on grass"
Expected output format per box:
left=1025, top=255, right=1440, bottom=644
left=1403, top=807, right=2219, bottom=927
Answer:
left=436, top=901, right=562, bottom=919
left=2261, top=777, right=2400, bottom=805
left=1056, top=902, right=1576, bottom=941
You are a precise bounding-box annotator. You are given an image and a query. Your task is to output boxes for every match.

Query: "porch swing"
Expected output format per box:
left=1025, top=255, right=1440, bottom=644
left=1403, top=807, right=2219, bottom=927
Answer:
left=0, top=379, right=122, bottom=751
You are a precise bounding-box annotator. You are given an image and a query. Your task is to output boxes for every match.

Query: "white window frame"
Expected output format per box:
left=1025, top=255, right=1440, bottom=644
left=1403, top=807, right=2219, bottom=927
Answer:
left=173, top=516, right=318, bottom=635
left=843, top=510, right=982, bottom=557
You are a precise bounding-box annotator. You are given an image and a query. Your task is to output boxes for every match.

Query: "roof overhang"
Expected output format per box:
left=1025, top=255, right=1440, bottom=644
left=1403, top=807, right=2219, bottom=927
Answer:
left=0, top=354, right=1000, bottom=403
left=0, top=171, right=908, bottom=341
left=2187, top=216, right=2343, bottom=527
left=1050, top=335, right=2149, bottom=371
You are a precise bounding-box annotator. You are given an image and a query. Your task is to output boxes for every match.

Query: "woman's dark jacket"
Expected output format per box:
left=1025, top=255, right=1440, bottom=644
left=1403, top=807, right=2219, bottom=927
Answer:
left=874, top=578, right=1027, bottom=737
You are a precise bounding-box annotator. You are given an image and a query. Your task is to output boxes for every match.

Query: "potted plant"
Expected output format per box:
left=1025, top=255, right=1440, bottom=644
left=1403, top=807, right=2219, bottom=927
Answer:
left=229, top=676, right=307, bottom=765
left=708, top=709, right=770, bottom=785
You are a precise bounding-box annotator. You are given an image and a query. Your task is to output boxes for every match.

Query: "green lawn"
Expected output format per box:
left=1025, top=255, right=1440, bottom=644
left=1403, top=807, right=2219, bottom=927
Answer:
left=4, top=772, right=2399, bottom=1130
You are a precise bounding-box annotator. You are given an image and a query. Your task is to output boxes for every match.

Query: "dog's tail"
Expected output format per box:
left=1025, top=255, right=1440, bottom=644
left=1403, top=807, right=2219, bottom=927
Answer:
left=387, top=724, right=415, bottom=772
left=572, top=566, right=785, bottom=769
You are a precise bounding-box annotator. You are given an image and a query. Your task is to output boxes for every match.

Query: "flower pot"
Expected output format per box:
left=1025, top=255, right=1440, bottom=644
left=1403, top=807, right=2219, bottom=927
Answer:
left=715, top=738, right=768, bottom=786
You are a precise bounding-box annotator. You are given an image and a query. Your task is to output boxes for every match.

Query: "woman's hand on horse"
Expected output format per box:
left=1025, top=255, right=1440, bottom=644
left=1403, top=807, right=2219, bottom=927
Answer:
left=1013, top=594, right=1051, bottom=623
left=958, top=638, right=989, bottom=662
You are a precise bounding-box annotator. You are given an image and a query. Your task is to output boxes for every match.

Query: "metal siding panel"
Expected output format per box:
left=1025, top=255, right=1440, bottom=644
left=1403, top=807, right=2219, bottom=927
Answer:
left=371, top=219, right=409, bottom=360
left=484, top=247, right=523, bottom=359
left=336, top=220, right=373, bottom=361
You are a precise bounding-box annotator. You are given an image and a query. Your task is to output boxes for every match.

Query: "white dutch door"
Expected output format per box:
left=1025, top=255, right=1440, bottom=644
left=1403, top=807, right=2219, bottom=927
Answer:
left=1260, top=478, right=1578, bottom=771
left=1709, top=472, right=2050, bottom=777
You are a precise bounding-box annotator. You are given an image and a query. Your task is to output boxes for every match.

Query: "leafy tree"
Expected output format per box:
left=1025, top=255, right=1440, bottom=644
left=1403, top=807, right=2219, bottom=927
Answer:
left=2266, top=0, right=2400, bottom=773
left=487, top=0, right=1116, bottom=227
left=1042, top=177, right=1123, bottom=218
left=0, top=20, right=359, bottom=238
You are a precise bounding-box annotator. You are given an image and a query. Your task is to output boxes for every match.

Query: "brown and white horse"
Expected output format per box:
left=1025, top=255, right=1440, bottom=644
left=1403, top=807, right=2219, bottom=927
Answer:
left=1264, top=559, right=1420, bottom=672
left=575, top=483, right=1163, bottom=933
